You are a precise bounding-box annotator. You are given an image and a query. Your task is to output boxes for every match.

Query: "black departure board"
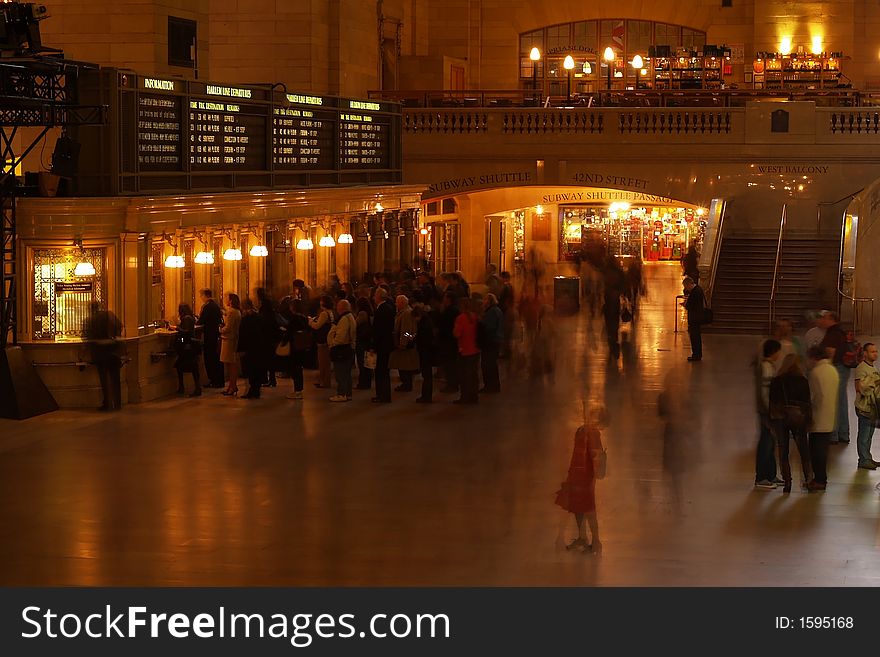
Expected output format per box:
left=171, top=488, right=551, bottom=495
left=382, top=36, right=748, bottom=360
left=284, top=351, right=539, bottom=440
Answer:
left=82, top=71, right=402, bottom=195
left=189, top=99, right=267, bottom=170
left=137, top=94, right=183, bottom=170
left=338, top=112, right=391, bottom=169
left=272, top=106, right=335, bottom=170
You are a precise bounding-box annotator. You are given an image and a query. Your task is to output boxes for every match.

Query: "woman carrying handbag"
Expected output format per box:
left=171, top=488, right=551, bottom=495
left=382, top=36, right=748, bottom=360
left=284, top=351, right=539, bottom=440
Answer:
left=556, top=404, right=608, bottom=554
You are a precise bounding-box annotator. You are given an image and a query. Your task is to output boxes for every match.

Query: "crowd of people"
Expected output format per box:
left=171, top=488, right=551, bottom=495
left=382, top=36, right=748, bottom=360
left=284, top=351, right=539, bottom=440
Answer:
left=753, top=313, right=880, bottom=492
left=173, top=267, right=526, bottom=406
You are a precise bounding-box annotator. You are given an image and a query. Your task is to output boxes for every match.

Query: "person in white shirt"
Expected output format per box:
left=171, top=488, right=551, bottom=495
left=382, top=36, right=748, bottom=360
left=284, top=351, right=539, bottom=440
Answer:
left=806, top=346, right=839, bottom=491
left=854, top=343, right=880, bottom=470
left=804, top=311, right=829, bottom=351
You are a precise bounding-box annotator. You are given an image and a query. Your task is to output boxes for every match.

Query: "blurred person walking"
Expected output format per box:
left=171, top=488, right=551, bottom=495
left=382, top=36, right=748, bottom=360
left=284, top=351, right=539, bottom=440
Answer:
left=818, top=311, right=851, bottom=444
left=83, top=302, right=124, bottom=411
left=769, top=354, right=812, bottom=492
left=437, top=291, right=461, bottom=393
left=754, top=339, right=783, bottom=489
left=806, top=346, right=839, bottom=491
left=556, top=406, right=607, bottom=554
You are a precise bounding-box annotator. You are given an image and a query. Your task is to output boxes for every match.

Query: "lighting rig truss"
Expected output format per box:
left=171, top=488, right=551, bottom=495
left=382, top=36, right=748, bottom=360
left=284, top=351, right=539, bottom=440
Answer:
left=1, top=55, right=107, bottom=348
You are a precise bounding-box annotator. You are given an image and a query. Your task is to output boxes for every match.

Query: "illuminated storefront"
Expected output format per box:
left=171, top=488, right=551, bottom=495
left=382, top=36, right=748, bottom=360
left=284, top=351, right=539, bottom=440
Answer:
left=559, top=203, right=706, bottom=262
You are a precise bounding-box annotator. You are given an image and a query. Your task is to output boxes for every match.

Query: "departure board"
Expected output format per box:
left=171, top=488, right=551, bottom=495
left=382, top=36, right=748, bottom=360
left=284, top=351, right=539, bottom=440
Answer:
left=137, top=93, right=183, bottom=171
left=272, top=105, right=335, bottom=170
left=96, top=71, right=401, bottom=195
left=338, top=110, right=391, bottom=169
left=189, top=99, right=267, bottom=170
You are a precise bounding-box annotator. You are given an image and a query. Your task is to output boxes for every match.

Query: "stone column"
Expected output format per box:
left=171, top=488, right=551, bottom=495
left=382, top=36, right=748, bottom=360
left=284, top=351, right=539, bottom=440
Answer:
left=385, top=210, right=400, bottom=268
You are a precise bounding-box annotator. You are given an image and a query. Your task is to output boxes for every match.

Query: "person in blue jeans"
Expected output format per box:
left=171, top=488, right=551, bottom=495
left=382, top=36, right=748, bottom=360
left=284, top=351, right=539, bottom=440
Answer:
left=854, top=343, right=880, bottom=470
left=818, top=311, right=851, bottom=444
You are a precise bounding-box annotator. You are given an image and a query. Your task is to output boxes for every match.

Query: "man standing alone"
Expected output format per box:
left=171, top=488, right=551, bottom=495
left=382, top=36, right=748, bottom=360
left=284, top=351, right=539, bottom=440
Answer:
left=682, top=276, right=705, bottom=362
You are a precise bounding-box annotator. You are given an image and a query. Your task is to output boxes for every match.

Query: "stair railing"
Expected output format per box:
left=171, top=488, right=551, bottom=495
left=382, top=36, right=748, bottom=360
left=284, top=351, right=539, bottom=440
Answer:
left=768, top=204, right=787, bottom=332
left=837, top=207, right=875, bottom=334
left=706, top=200, right=727, bottom=305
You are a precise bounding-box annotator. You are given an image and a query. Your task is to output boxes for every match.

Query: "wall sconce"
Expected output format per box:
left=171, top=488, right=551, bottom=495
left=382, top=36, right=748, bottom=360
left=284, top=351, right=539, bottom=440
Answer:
left=535, top=205, right=544, bottom=215
left=194, top=250, right=214, bottom=264
left=296, top=237, right=314, bottom=250
left=337, top=232, right=353, bottom=244
left=163, top=234, right=185, bottom=268
left=375, top=202, right=384, bottom=213
left=223, top=247, right=242, bottom=261
left=73, top=238, right=95, bottom=276
left=319, top=234, right=336, bottom=247
left=420, top=227, right=429, bottom=236
left=249, top=244, right=268, bottom=257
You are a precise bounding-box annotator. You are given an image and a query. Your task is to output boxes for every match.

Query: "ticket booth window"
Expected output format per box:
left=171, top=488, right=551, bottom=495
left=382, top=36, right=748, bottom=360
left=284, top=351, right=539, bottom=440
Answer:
left=32, top=248, right=106, bottom=340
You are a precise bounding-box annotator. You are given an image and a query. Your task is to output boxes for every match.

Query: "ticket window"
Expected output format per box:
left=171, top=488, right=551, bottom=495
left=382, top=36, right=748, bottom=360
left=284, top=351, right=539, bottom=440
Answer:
left=32, top=247, right=107, bottom=341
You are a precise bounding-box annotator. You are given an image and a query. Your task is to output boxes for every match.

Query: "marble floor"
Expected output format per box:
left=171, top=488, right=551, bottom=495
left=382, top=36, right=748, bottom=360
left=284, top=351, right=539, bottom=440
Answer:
left=2, top=263, right=879, bottom=586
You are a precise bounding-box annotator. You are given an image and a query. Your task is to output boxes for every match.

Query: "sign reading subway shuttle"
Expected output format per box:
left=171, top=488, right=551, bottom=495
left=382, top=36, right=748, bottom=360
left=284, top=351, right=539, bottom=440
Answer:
left=71, top=70, right=401, bottom=195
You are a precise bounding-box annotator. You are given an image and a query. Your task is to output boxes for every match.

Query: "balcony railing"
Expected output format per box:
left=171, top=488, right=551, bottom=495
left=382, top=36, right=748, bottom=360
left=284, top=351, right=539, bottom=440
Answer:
left=401, top=105, right=880, bottom=144
left=371, top=88, right=867, bottom=108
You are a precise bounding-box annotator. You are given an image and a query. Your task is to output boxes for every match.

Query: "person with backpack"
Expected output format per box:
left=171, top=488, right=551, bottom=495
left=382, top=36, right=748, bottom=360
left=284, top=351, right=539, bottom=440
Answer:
left=854, top=342, right=880, bottom=470
left=818, top=311, right=854, bottom=444
left=769, top=354, right=813, bottom=492
left=453, top=296, right=480, bottom=404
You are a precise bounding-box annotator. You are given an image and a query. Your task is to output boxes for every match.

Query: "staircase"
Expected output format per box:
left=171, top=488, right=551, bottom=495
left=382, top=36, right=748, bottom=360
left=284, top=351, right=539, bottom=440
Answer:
left=707, top=236, right=776, bottom=333
left=708, top=235, right=839, bottom=334
left=773, top=236, right=840, bottom=327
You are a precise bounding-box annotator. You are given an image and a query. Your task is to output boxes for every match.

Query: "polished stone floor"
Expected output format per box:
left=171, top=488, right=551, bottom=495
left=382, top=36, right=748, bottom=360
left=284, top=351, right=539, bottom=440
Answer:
left=2, top=263, right=879, bottom=586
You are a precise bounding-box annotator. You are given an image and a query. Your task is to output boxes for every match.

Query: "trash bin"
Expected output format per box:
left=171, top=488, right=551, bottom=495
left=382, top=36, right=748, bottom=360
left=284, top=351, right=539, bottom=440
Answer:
left=554, top=276, right=580, bottom=315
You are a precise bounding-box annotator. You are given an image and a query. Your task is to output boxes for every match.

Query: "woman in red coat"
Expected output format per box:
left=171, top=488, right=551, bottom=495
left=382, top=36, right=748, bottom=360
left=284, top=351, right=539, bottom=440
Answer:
left=556, top=413, right=606, bottom=554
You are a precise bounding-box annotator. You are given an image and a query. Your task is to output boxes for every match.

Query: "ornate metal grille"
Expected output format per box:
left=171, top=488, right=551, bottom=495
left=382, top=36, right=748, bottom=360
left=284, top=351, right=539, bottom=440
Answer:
left=32, top=247, right=106, bottom=340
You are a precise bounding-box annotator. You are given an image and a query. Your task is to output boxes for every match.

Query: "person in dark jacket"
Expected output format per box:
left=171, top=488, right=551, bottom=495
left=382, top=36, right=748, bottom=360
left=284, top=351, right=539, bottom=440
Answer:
left=83, top=302, right=124, bottom=411
left=237, top=299, right=272, bottom=399
left=197, top=289, right=224, bottom=387
left=173, top=303, right=202, bottom=397
left=412, top=303, right=436, bottom=403
left=480, top=293, right=504, bottom=393
left=354, top=297, right=374, bottom=390
left=769, top=354, right=813, bottom=492
left=602, top=256, right=624, bottom=361
left=681, top=245, right=700, bottom=285
left=371, top=287, right=396, bottom=403
left=437, top=291, right=461, bottom=393
left=682, top=276, right=705, bottom=362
